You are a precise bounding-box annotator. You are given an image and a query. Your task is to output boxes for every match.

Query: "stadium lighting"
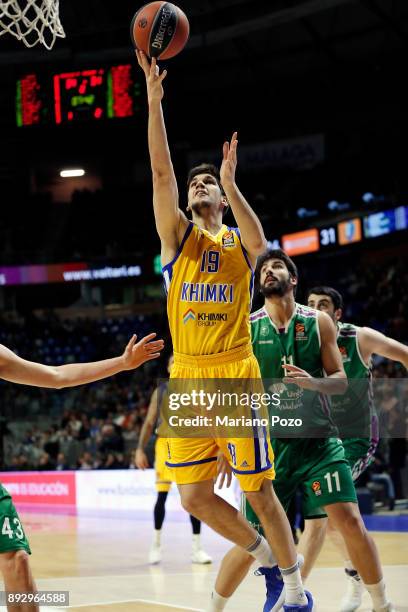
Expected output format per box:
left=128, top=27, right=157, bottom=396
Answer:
left=60, top=169, right=85, bottom=178
left=327, top=200, right=351, bottom=212
left=327, top=200, right=339, bottom=211
left=297, top=207, right=318, bottom=219
left=362, top=192, right=375, bottom=203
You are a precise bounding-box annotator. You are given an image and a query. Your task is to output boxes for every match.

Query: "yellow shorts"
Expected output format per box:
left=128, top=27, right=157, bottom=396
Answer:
left=165, top=344, right=275, bottom=492
left=155, top=437, right=172, bottom=492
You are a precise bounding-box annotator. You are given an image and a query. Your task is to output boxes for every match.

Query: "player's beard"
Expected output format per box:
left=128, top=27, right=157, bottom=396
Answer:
left=260, top=276, right=292, bottom=297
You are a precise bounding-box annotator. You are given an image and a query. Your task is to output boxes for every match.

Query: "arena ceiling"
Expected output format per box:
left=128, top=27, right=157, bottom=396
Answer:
left=0, top=0, right=406, bottom=171
left=0, top=0, right=406, bottom=78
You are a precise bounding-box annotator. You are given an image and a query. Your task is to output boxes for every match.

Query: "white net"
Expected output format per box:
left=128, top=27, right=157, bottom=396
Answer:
left=0, top=0, right=65, bottom=50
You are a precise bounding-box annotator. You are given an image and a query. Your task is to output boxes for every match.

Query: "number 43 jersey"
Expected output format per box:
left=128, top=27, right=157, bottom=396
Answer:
left=162, top=223, right=254, bottom=356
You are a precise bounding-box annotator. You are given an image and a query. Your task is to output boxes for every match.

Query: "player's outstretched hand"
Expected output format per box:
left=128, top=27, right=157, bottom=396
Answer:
left=122, top=333, right=164, bottom=370
left=135, top=448, right=150, bottom=470
left=282, top=363, right=318, bottom=391
left=220, top=131, right=238, bottom=189
left=215, top=451, right=232, bottom=488
left=135, top=50, right=167, bottom=104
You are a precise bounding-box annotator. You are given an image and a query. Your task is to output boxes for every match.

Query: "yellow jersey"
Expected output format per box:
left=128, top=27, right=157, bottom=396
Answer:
left=162, top=222, right=254, bottom=356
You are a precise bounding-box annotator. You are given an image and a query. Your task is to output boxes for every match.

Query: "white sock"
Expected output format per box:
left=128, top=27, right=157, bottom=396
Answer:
left=280, top=561, right=307, bottom=606
left=365, top=578, right=389, bottom=610
left=192, top=534, right=201, bottom=550
left=152, top=529, right=161, bottom=546
left=344, top=558, right=355, bottom=571
left=207, top=590, right=229, bottom=612
left=246, top=534, right=276, bottom=568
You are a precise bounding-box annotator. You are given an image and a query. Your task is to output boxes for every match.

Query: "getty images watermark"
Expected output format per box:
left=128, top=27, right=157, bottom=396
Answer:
left=167, top=389, right=303, bottom=429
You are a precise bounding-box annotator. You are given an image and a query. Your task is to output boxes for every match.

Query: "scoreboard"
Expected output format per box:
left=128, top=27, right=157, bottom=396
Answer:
left=273, top=206, right=407, bottom=257
left=16, top=64, right=142, bottom=126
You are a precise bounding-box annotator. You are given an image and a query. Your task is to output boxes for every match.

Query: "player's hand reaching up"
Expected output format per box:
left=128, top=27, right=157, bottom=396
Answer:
left=122, top=333, right=164, bottom=370
left=220, top=131, right=238, bottom=189
left=135, top=50, right=167, bottom=105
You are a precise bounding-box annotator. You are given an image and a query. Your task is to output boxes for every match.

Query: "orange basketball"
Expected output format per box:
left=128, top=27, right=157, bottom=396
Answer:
left=130, top=2, right=190, bottom=60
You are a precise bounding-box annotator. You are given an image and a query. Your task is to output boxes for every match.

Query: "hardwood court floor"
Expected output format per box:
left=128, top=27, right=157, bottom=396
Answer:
left=1, top=511, right=407, bottom=611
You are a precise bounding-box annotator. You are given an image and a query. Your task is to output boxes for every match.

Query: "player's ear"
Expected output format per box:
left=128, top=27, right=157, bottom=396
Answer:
left=335, top=308, right=342, bottom=321
left=221, top=196, right=229, bottom=216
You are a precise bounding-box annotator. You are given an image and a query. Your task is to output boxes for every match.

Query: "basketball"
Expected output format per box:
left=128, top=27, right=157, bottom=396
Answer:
left=130, top=2, right=190, bottom=60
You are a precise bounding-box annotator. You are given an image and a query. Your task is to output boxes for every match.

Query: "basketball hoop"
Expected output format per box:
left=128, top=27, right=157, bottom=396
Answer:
left=0, top=0, right=65, bottom=50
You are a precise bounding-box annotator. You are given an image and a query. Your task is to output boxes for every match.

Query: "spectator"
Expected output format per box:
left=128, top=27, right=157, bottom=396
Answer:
left=55, top=453, right=69, bottom=470
left=37, top=453, right=55, bottom=471
left=98, top=424, right=124, bottom=455
left=78, top=452, right=94, bottom=470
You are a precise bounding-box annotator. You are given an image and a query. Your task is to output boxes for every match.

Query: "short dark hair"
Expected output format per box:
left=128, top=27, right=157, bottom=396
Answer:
left=255, top=249, right=298, bottom=285
left=307, top=286, right=344, bottom=310
left=187, top=163, right=225, bottom=196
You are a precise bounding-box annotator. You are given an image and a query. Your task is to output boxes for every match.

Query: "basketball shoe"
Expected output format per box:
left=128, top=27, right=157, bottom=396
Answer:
left=340, top=569, right=363, bottom=612
left=255, top=554, right=311, bottom=612
left=192, top=535, right=212, bottom=564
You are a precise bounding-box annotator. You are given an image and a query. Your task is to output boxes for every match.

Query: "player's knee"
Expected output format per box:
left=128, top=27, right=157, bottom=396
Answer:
left=305, top=517, right=328, bottom=537
left=338, top=511, right=365, bottom=539
left=244, top=490, right=272, bottom=517
left=180, top=490, right=211, bottom=516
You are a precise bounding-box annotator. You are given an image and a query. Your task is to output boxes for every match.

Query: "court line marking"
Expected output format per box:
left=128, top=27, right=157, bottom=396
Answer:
left=36, top=571, right=217, bottom=581
left=63, top=599, right=203, bottom=610
left=35, top=563, right=408, bottom=583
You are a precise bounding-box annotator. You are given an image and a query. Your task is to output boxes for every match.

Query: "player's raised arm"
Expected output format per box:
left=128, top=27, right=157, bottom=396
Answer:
left=136, top=51, right=189, bottom=258
left=0, top=334, right=164, bottom=389
left=220, top=132, right=267, bottom=265
left=358, top=326, right=408, bottom=369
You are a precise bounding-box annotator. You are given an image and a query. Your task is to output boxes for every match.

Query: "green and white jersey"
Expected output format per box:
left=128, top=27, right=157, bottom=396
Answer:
left=250, top=303, right=337, bottom=438
left=333, top=322, right=379, bottom=460
left=337, top=322, right=370, bottom=379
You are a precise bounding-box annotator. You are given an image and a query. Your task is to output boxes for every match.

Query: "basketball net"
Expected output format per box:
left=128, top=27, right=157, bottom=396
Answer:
left=0, top=0, right=65, bottom=50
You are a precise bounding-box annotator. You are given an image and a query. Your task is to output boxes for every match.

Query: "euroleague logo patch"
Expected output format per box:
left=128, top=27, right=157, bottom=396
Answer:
left=339, top=346, right=350, bottom=362
left=295, top=322, right=308, bottom=340
left=312, top=481, right=322, bottom=496
left=222, top=231, right=235, bottom=248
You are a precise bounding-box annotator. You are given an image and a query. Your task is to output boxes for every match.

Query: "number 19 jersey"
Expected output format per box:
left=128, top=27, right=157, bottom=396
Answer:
left=162, top=223, right=254, bottom=356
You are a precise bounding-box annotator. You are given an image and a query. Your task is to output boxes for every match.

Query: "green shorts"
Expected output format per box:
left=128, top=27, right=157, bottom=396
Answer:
left=0, top=485, right=31, bottom=554
left=342, top=438, right=377, bottom=481
left=242, top=438, right=357, bottom=531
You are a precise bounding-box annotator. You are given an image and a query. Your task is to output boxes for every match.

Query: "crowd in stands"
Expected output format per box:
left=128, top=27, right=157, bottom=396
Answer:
left=1, top=258, right=407, bottom=502
left=1, top=311, right=168, bottom=471
left=336, top=258, right=408, bottom=341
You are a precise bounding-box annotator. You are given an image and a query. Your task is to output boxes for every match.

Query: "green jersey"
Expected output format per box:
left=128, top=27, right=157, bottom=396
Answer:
left=337, top=322, right=370, bottom=379
left=243, top=304, right=355, bottom=529
left=0, top=485, right=31, bottom=554
left=333, top=322, right=379, bottom=473
left=250, top=303, right=337, bottom=438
